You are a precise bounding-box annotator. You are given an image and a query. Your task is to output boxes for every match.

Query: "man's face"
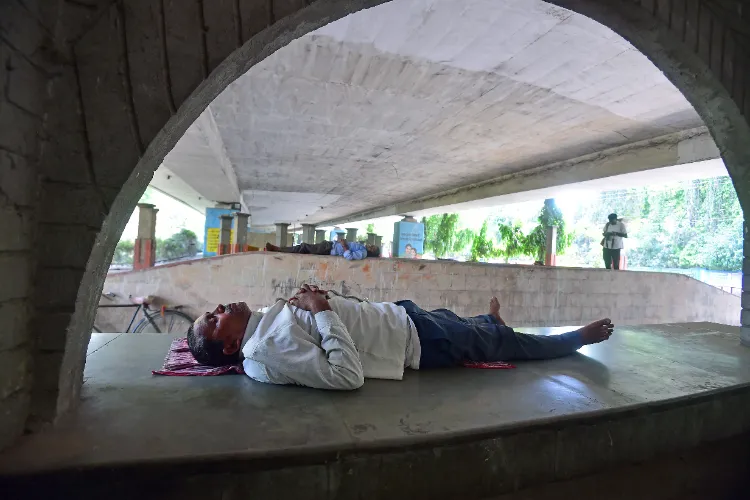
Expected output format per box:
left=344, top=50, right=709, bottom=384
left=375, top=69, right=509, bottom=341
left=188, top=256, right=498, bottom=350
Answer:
left=194, top=302, right=251, bottom=355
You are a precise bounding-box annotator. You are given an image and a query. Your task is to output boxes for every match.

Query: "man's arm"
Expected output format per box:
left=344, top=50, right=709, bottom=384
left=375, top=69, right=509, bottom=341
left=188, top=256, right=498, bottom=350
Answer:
left=343, top=243, right=367, bottom=260
left=252, top=285, right=363, bottom=390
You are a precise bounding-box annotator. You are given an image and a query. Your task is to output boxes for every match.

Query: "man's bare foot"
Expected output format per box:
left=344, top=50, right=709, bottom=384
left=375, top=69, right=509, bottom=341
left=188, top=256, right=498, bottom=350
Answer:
left=266, top=243, right=280, bottom=252
left=579, top=318, right=614, bottom=345
left=489, top=296, right=506, bottom=326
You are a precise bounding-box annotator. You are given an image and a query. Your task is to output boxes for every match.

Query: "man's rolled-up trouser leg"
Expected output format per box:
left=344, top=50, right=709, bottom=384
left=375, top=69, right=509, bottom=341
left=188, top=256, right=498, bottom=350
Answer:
left=396, top=300, right=584, bottom=368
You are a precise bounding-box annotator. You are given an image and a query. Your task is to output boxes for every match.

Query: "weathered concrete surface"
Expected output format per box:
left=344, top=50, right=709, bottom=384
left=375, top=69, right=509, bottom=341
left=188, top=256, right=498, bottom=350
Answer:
left=97, top=253, right=740, bottom=330
left=1, top=323, right=750, bottom=500
left=321, top=131, right=724, bottom=225
left=162, top=0, right=715, bottom=226
left=3, top=0, right=750, bottom=456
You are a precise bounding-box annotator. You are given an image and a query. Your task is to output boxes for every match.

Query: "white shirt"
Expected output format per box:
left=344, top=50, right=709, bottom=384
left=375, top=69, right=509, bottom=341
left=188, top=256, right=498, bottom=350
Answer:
left=603, top=220, right=627, bottom=250
left=241, top=296, right=420, bottom=390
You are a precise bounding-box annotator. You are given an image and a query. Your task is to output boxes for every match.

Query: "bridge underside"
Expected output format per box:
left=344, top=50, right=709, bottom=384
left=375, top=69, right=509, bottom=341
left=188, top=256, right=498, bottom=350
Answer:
left=152, top=0, right=715, bottom=229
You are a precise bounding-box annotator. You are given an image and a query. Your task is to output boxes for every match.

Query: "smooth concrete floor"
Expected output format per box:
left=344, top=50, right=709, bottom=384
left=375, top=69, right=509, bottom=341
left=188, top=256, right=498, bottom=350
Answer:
left=2, top=322, right=749, bottom=474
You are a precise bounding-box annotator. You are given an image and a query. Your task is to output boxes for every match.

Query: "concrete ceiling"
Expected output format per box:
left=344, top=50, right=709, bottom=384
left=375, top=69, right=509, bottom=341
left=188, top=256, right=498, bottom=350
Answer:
left=158, top=0, right=707, bottom=228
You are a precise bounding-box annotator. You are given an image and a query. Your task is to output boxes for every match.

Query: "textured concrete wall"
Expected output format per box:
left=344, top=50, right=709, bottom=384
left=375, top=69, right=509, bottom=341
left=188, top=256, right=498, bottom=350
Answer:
left=0, top=0, right=45, bottom=451
left=98, top=254, right=740, bottom=330
left=247, top=232, right=275, bottom=249
left=2, top=0, right=750, bottom=452
left=742, top=223, right=750, bottom=345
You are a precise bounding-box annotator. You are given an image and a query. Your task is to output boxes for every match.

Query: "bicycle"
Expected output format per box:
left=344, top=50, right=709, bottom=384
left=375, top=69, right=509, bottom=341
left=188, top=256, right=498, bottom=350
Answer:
left=93, top=292, right=194, bottom=334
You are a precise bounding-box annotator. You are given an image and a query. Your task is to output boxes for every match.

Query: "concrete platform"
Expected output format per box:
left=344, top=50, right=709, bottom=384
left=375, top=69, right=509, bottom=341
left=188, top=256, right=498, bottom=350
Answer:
left=3, top=323, right=750, bottom=499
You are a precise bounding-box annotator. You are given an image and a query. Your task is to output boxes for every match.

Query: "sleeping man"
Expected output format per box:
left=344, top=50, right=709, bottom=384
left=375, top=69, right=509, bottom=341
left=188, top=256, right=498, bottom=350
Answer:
left=187, top=284, right=614, bottom=390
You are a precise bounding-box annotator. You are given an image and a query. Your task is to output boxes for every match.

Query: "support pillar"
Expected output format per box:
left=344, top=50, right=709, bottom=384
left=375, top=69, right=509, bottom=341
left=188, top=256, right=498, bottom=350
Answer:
left=742, top=221, right=750, bottom=346
left=302, top=224, right=316, bottom=244
left=346, top=228, right=358, bottom=241
left=544, top=226, right=557, bottom=267
left=217, top=215, right=233, bottom=255
left=133, top=203, right=157, bottom=270
left=231, top=212, right=250, bottom=253
left=367, top=232, right=376, bottom=245
left=374, top=235, right=383, bottom=248
left=275, top=223, right=290, bottom=247
left=315, top=229, right=326, bottom=244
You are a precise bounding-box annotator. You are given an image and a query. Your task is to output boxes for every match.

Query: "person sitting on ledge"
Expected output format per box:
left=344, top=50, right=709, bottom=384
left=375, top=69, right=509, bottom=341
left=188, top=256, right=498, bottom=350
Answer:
left=187, top=284, right=615, bottom=390
left=265, top=238, right=380, bottom=260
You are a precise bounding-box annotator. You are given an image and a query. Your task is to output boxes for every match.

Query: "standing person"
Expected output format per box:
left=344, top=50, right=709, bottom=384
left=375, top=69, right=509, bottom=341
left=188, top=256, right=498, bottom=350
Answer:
left=602, top=213, right=627, bottom=270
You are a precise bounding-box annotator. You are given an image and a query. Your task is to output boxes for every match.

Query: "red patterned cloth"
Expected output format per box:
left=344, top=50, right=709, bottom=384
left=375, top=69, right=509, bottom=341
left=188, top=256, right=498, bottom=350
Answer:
left=463, top=361, right=515, bottom=369
left=152, top=337, right=244, bottom=376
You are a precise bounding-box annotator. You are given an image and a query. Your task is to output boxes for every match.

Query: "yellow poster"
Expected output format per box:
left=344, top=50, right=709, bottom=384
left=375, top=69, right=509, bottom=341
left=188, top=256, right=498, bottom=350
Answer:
left=206, top=228, right=234, bottom=253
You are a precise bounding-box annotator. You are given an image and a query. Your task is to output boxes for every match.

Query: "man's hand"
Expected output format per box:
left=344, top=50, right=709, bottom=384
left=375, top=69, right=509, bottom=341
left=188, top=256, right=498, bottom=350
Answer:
left=289, top=284, right=332, bottom=314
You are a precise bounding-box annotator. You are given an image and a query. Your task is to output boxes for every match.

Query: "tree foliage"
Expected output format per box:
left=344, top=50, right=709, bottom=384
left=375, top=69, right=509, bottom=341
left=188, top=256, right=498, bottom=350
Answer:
left=567, top=176, right=743, bottom=271
left=495, top=199, right=572, bottom=262
left=423, top=213, right=474, bottom=258
left=113, top=240, right=135, bottom=265
left=495, top=219, right=527, bottom=261
left=156, top=229, right=200, bottom=262
left=470, top=221, right=499, bottom=261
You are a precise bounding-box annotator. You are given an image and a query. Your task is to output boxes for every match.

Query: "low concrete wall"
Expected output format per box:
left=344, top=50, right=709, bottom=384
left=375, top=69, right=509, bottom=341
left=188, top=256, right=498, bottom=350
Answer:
left=96, top=252, right=740, bottom=331
left=97, top=253, right=740, bottom=331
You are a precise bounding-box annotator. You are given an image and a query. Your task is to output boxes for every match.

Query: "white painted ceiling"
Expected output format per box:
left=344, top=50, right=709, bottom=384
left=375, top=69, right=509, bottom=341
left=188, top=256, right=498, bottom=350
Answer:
left=158, top=0, right=703, bottom=227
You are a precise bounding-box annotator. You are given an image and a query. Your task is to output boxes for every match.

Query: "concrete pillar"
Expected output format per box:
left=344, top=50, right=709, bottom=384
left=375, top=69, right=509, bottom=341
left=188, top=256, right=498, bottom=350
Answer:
left=367, top=232, right=376, bottom=245
left=742, top=221, right=750, bottom=346
left=544, top=226, right=557, bottom=267
left=231, top=212, right=250, bottom=253
left=315, top=229, right=326, bottom=244
left=374, top=235, right=383, bottom=248
left=302, top=224, right=316, bottom=244
left=133, top=203, right=157, bottom=270
left=275, top=223, right=290, bottom=247
left=217, top=215, right=233, bottom=255
left=346, top=228, right=358, bottom=241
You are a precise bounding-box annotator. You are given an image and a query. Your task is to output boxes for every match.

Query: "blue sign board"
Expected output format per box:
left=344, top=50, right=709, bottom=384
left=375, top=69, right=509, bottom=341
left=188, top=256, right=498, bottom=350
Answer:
left=392, top=221, right=424, bottom=259
left=203, top=208, right=235, bottom=257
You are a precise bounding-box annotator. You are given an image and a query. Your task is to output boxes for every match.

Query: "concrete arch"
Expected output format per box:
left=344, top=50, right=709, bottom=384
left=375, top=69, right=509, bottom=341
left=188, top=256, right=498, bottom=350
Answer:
left=0, top=0, right=748, bottom=450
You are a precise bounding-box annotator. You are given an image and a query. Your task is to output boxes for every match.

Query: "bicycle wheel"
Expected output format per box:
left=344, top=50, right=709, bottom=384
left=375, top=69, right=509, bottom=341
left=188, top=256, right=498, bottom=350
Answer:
left=133, top=309, right=194, bottom=334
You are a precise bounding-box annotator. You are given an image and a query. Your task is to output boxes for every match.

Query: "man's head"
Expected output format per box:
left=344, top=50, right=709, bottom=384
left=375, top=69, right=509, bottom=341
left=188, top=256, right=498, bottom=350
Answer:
left=365, top=244, right=380, bottom=258
left=608, top=213, right=618, bottom=223
left=187, top=302, right=252, bottom=366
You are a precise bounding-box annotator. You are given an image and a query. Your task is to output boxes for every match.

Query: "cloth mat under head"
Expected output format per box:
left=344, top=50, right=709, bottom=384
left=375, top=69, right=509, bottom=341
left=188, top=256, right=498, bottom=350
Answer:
left=463, top=361, right=515, bottom=369
left=152, top=337, right=244, bottom=376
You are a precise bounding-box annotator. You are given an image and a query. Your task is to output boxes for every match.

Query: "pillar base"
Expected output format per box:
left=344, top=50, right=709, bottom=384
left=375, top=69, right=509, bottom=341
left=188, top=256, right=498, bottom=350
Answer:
left=133, top=238, right=155, bottom=270
left=217, top=244, right=231, bottom=256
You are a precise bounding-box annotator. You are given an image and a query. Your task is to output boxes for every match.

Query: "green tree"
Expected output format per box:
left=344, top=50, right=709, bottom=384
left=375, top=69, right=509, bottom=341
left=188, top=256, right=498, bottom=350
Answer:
left=494, top=199, right=572, bottom=262
left=470, top=221, right=499, bottom=261
left=453, top=228, right=476, bottom=255
left=366, top=223, right=375, bottom=233
left=113, top=240, right=135, bottom=265
left=156, top=229, right=200, bottom=262
left=422, top=213, right=462, bottom=258
left=525, top=199, right=572, bottom=262
left=495, top=219, right=528, bottom=262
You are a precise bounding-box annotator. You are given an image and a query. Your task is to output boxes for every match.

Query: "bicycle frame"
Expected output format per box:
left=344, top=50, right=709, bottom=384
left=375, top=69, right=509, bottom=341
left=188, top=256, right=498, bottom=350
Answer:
left=96, top=303, right=163, bottom=333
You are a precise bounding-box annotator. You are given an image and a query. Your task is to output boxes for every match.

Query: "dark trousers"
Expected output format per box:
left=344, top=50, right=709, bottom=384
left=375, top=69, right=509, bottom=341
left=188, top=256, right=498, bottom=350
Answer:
left=396, top=301, right=584, bottom=369
left=603, top=248, right=621, bottom=269
left=277, top=241, right=333, bottom=255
